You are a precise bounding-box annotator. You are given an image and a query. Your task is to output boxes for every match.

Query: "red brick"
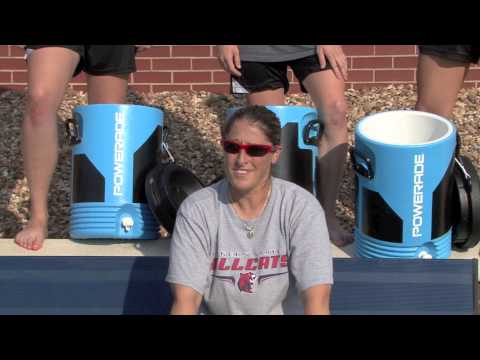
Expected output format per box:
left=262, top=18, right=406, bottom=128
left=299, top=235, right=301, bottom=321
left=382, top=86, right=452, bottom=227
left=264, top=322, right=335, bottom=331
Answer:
left=71, top=72, right=87, bottom=84
left=213, top=71, right=229, bottom=83
left=287, top=70, right=294, bottom=82
left=172, top=46, right=210, bottom=57
left=285, top=69, right=300, bottom=83
left=352, top=57, right=392, bottom=69
left=462, top=82, right=476, bottom=89
left=133, top=72, right=171, bottom=83
left=71, top=85, right=87, bottom=91
left=347, top=70, right=373, bottom=82
left=192, top=84, right=229, bottom=93
left=0, top=72, right=11, bottom=83
left=375, top=45, right=416, bottom=56
left=342, top=45, right=374, bottom=56
left=129, top=84, right=152, bottom=93
left=287, top=84, right=302, bottom=94
left=9, top=45, right=25, bottom=57
left=135, top=59, right=151, bottom=71
left=152, top=58, right=191, bottom=70
left=352, top=83, right=393, bottom=90
left=12, top=71, right=27, bottom=83
left=465, top=69, right=480, bottom=81
left=210, top=45, right=216, bottom=57
left=347, top=57, right=352, bottom=68
left=375, top=69, right=415, bottom=82
left=0, top=45, right=8, bottom=56
left=173, top=71, right=211, bottom=83
left=0, top=58, right=26, bottom=70
left=136, top=46, right=170, bottom=58
left=192, top=58, right=223, bottom=70
left=344, top=82, right=353, bottom=90
left=394, top=56, right=418, bottom=68
left=153, top=84, right=191, bottom=92
left=0, top=84, right=26, bottom=92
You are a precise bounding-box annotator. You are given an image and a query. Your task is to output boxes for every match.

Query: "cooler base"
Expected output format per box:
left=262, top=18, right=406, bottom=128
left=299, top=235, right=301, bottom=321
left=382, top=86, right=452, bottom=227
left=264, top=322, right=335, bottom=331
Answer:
left=355, top=229, right=452, bottom=259
left=70, top=203, right=159, bottom=240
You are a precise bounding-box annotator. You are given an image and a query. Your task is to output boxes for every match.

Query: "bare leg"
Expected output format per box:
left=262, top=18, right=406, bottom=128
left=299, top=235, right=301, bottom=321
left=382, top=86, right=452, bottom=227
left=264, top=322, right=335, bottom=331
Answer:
left=15, top=47, right=80, bottom=250
left=247, top=88, right=285, bottom=106
left=303, top=70, right=353, bottom=247
left=416, top=54, right=469, bottom=118
left=86, top=73, right=130, bottom=104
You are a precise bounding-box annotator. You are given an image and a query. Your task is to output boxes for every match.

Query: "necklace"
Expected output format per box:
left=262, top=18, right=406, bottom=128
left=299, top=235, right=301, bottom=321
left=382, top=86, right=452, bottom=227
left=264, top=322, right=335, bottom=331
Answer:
left=229, top=183, right=272, bottom=239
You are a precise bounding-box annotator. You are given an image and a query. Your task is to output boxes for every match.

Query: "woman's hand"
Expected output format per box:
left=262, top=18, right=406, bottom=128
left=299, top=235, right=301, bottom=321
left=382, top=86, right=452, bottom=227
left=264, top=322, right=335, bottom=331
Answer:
left=302, top=283, right=332, bottom=315
left=316, top=45, right=348, bottom=81
left=216, top=45, right=242, bottom=77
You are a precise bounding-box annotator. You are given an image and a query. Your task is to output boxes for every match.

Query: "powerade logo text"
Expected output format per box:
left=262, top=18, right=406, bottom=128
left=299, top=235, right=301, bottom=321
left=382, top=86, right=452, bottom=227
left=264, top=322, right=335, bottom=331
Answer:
left=113, top=112, right=125, bottom=197
left=412, top=154, right=424, bottom=237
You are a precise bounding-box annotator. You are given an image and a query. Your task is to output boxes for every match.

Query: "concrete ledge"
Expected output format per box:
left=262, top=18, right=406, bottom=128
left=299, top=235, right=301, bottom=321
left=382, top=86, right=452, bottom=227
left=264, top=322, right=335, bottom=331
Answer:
left=0, top=238, right=170, bottom=256
left=1, top=238, right=478, bottom=262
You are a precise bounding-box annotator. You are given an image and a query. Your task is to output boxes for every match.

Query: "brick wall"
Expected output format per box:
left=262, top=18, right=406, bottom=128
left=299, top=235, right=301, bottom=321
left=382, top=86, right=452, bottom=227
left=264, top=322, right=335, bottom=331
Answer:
left=1, top=45, right=479, bottom=93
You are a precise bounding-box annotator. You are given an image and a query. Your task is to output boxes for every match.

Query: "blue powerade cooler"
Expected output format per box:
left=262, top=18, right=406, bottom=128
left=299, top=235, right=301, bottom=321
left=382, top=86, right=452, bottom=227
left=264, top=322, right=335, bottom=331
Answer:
left=227, top=106, right=320, bottom=195
left=351, top=110, right=456, bottom=259
left=68, top=104, right=162, bottom=240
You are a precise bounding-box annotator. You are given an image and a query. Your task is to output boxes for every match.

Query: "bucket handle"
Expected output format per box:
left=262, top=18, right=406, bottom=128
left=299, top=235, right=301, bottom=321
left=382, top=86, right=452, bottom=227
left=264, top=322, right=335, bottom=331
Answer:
left=161, top=142, right=175, bottom=164
left=350, top=146, right=374, bottom=180
left=158, top=124, right=175, bottom=164
left=65, top=118, right=81, bottom=145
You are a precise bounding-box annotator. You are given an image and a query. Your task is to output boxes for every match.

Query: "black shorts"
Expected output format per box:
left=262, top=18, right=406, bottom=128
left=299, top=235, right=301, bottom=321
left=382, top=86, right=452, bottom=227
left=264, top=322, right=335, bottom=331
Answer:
left=25, top=45, right=136, bottom=77
left=231, top=54, right=330, bottom=95
left=418, top=45, right=480, bottom=64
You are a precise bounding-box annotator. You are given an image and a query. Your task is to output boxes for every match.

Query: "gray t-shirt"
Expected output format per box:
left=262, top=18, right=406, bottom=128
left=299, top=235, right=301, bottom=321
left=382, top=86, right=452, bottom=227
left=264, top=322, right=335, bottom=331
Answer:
left=166, top=177, right=333, bottom=315
left=239, top=45, right=316, bottom=62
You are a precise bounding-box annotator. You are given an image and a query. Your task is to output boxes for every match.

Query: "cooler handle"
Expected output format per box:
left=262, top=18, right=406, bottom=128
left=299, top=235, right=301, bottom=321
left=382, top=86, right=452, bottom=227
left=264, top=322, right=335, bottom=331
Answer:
left=302, top=118, right=324, bottom=146
left=350, top=146, right=374, bottom=180
left=65, top=118, right=81, bottom=145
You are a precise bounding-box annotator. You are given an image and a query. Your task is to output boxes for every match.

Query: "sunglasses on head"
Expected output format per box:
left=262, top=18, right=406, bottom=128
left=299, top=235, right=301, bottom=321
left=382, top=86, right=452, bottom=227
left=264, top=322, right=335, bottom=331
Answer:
left=222, top=140, right=275, bottom=157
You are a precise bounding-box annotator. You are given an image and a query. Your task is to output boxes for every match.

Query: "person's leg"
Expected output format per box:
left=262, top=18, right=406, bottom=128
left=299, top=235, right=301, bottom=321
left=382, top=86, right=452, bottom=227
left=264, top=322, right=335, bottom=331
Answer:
left=15, top=47, right=80, bottom=250
left=416, top=47, right=470, bottom=118
left=85, top=45, right=134, bottom=104
left=247, top=88, right=285, bottom=105
left=301, top=69, right=353, bottom=247
left=86, top=73, right=129, bottom=104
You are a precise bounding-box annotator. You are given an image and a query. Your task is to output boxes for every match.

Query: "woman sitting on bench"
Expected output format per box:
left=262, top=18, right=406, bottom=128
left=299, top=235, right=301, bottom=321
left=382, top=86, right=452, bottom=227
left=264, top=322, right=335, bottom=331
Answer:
left=166, top=105, right=333, bottom=315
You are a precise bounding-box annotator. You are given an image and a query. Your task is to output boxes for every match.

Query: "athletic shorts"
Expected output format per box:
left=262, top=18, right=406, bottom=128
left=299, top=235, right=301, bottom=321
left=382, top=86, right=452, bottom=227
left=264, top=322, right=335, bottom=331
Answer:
left=231, top=54, right=331, bottom=95
left=418, top=45, right=480, bottom=64
left=25, top=45, right=137, bottom=77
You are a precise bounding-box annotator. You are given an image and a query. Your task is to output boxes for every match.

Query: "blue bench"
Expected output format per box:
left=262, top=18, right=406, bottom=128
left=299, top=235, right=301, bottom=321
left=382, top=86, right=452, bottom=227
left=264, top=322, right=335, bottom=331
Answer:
left=0, top=256, right=476, bottom=315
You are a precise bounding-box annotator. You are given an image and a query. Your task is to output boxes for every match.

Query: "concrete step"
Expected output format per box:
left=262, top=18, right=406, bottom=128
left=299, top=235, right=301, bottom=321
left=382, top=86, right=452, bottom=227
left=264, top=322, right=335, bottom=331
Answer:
left=1, top=237, right=478, bottom=264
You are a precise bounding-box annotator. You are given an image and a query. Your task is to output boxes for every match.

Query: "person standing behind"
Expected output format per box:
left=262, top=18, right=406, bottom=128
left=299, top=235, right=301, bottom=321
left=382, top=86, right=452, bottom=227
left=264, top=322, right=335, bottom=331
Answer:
left=216, top=45, right=353, bottom=247
left=416, top=45, right=480, bottom=117
left=15, top=45, right=149, bottom=251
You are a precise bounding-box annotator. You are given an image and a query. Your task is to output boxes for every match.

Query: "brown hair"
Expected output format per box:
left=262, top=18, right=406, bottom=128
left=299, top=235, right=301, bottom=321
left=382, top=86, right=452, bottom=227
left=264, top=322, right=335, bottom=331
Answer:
left=222, top=105, right=281, bottom=145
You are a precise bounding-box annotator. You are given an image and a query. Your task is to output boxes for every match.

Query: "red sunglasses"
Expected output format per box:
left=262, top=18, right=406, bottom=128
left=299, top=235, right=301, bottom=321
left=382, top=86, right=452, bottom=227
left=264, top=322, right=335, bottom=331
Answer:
left=222, top=140, right=276, bottom=157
